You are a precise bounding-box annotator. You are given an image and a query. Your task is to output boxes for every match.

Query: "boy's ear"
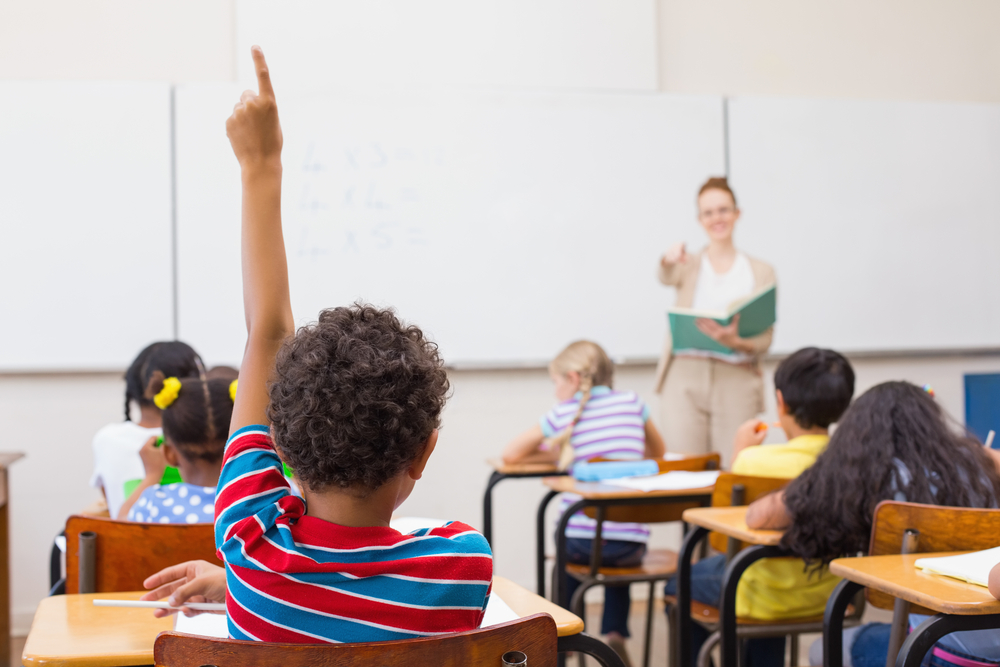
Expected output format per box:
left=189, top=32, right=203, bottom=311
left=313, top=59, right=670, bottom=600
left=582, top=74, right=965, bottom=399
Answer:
left=408, top=430, right=439, bottom=481
left=775, top=389, right=788, bottom=416
left=162, top=443, right=180, bottom=467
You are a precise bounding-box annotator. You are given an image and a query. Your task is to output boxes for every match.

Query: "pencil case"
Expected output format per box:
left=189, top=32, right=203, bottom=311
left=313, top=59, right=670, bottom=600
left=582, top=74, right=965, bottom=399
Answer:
left=572, top=460, right=659, bottom=482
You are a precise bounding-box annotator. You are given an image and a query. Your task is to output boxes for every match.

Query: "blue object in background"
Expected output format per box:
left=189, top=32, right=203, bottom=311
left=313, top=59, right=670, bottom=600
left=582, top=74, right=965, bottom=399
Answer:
left=964, top=373, right=1000, bottom=447
left=573, top=459, right=659, bottom=482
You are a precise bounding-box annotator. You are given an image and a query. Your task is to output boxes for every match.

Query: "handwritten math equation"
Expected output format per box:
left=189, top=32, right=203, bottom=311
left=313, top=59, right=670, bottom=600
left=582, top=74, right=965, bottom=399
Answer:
left=291, top=139, right=447, bottom=258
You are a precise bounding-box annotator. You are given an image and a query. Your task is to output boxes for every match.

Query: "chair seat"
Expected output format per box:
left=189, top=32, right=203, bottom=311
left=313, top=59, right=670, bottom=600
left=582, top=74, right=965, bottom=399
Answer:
left=663, top=595, right=855, bottom=626
left=565, top=548, right=678, bottom=581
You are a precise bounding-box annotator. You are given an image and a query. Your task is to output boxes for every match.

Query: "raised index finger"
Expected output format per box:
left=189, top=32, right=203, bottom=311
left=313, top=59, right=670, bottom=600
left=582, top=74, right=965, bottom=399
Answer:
left=251, top=45, right=274, bottom=98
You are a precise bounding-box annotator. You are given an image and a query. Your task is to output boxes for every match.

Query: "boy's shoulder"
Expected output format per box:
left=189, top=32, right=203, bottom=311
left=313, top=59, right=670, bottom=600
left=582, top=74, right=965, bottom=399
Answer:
left=731, top=434, right=829, bottom=479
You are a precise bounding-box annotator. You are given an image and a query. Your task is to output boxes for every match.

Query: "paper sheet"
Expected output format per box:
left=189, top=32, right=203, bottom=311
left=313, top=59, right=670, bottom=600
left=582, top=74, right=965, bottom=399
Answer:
left=481, top=593, right=519, bottom=628
left=601, top=470, right=720, bottom=492
left=174, top=610, right=229, bottom=638
left=914, top=546, right=1000, bottom=588
left=389, top=516, right=450, bottom=534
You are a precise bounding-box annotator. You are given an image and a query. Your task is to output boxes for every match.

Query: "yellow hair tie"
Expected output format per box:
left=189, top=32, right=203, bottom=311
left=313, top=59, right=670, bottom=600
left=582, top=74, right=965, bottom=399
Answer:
left=154, top=377, right=182, bottom=410
left=229, top=379, right=238, bottom=402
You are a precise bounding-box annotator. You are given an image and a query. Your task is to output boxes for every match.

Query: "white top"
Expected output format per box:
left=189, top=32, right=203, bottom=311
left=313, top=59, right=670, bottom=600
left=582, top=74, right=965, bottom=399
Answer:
left=90, top=421, right=161, bottom=519
left=684, top=252, right=755, bottom=363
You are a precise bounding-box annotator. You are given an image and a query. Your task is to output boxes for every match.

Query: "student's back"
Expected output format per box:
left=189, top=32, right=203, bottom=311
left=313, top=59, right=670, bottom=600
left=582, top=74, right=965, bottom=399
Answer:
left=216, top=49, right=492, bottom=644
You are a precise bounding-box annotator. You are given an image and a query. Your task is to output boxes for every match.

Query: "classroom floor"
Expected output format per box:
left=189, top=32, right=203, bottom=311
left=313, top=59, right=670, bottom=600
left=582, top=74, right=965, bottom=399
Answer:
left=12, top=635, right=25, bottom=666
left=578, top=599, right=894, bottom=667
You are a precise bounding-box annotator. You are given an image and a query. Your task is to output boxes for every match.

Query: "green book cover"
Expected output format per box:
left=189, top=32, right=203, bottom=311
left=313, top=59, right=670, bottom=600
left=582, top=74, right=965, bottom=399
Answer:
left=668, top=284, right=776, bottom=354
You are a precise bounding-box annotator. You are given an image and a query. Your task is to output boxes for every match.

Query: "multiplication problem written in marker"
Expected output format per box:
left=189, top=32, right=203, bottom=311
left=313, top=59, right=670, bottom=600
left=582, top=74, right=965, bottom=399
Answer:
left=290, top=138, right=447, bottom=257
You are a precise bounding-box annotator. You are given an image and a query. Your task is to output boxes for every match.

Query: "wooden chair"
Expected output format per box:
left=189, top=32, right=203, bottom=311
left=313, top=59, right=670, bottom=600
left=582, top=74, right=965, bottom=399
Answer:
left=564, top=453, right=721, bottom=667
left=64, top=515, right=221, bottom=594
left=664, top=473, right=864, bottom=667
left=824, top=501, right=1000, bottom=667
left=153, top=613, right=559, bottom=667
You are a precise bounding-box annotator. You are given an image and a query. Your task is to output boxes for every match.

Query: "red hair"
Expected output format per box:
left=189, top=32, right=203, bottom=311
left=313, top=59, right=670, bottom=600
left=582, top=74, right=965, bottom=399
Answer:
left=698, top=176, right=737, bottom=207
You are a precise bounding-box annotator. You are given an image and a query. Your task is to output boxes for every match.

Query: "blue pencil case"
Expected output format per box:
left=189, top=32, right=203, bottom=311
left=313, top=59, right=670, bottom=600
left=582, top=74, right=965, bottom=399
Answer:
left=572, top=459, right=659, bottom=482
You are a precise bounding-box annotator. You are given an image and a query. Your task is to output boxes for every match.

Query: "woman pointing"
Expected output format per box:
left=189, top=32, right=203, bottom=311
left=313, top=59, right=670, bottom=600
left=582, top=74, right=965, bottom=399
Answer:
left=654, top=177, right=776, bottom=466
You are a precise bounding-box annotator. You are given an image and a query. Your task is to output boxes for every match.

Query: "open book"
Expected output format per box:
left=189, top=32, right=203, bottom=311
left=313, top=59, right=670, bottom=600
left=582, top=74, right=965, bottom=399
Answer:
left=668, top=284, right=776, bottom=355
left=914, top=546, right=1000, bottom=588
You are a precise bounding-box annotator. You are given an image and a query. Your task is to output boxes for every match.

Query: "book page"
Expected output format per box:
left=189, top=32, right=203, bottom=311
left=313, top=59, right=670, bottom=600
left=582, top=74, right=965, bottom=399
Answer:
left=915, top=546, right=1000, bottom=588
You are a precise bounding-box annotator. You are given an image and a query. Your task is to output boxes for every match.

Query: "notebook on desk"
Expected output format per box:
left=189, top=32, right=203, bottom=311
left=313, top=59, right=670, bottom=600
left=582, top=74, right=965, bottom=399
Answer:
left=914, top=546, right=1000, bottom=588
left=172, top=593, right=520, bottom=638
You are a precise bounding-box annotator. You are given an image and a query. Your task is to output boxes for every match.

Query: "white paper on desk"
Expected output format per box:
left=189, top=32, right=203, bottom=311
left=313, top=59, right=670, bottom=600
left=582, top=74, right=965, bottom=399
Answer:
left=602, top=470, right=720, bottom=492
left=481, top=593, right=519, bottom=628
left=174, top=610, right=229, bottom=638
left=915, top=546, right=1000, bottom=588
left=389, top=516, right=450, bottom=534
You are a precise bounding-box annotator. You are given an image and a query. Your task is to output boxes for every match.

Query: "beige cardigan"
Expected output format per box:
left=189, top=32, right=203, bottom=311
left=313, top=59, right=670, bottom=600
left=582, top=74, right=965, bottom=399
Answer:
left=654, top=250, right=776, bottom=393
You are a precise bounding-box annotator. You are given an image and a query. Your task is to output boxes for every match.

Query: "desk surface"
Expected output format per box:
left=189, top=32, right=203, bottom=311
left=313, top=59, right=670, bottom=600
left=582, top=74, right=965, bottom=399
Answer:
left=486, top=458, right=560, bottom=475
left=0, top=453, right=23, bottom=469
left=544, top=475, right=714, bottom=500
left=830, top=553, right=1000, bottom=615
left=681, top=507, right=784, bottom=546
left=23, top=578, right=584, bottom=666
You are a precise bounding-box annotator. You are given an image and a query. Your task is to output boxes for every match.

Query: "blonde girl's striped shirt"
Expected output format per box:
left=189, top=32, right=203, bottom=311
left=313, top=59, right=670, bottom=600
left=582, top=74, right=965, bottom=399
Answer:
left=215, top=425, right=494, bottom=644
left=541, top=386, right=651, bottom=543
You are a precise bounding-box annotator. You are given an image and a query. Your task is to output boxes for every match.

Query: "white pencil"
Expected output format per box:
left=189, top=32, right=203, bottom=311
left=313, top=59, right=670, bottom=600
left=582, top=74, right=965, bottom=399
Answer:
left=93, top=599, right=226, bottom=611
left=986, top=430, right=995, bottom=449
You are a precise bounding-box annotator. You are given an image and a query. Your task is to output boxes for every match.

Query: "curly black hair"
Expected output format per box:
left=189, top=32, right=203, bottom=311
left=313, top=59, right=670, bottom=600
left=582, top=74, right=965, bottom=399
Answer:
left=780, top=381, right=1000, bottom=568
left=267, top=303, right=450, bottom=495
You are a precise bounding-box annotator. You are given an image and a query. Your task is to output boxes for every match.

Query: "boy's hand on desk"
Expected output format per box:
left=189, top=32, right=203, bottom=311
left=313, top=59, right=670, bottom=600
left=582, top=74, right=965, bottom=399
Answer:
left=141, top=560, right=227, bottom=617
left=226, top=46, right=283, bottom=171
left=139, top=436, right=167, bottom=481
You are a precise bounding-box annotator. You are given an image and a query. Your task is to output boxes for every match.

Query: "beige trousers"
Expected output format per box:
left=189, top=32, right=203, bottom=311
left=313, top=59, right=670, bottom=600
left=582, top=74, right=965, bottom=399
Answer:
left=659, top=356, right=764, bottom=468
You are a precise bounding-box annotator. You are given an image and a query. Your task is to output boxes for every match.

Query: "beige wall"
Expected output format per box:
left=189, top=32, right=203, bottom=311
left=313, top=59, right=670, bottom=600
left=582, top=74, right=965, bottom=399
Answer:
left=658, top=0, right=1000, bottom=102
left=3, top=0, right=1000, bottom=635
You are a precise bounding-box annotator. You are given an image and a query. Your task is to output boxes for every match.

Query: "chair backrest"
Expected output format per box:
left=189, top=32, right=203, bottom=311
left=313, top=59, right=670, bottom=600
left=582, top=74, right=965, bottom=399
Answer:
left=154, top=613, right=559, bottom=667
left=866, top=501, right=1000, bottom=610
left=583, top=453, right=722, bottom=524
left=708, top=472, right=789, bottom=553
left=65, top=515, right=221, bottom=594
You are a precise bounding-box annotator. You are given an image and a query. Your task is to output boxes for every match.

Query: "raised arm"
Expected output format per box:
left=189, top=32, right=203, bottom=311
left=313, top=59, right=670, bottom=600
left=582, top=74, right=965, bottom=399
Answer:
left=226, top=46, right=294, bottom=433
left=501, top=424, right=552, bottom=465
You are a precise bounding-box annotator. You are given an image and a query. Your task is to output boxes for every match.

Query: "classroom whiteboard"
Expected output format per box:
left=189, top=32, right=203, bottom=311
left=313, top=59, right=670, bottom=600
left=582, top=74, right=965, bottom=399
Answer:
left=235, top=0, right=658, bottom=93
left=0, top=82, right=174, bottom=371
left=729, top=96, right=1000, bottom=354
left=175, top=86, right=725, bottom=365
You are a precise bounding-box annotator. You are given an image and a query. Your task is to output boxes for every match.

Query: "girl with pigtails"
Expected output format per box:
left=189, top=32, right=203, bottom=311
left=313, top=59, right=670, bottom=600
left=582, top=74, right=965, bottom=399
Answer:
left=90, top=341, right=205, bottom=520
left=502, top=340, right=666, bottom=665
left=117, top=371, right=237, bottom=524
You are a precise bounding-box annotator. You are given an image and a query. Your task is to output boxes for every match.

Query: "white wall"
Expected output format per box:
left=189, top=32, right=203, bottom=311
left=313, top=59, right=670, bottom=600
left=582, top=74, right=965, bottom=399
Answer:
left=4, top=0, right=1000, bottom=635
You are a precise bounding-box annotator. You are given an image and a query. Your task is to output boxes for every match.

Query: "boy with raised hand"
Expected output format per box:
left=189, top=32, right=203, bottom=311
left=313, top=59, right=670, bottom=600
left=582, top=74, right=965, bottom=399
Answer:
left=217, top=46, right=493, bottom=643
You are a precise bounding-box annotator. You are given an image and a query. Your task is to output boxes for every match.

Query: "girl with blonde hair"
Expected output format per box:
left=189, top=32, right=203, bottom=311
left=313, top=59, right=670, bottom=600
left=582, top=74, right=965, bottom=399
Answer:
left=503, top=340, right=666, bottom=664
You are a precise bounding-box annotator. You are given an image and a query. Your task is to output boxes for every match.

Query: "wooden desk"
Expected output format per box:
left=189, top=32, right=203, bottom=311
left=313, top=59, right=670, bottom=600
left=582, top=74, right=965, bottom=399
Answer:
left=22, top=579, right=626, bottom=667
left=482, top=458, right=565, bottom=549
left=681, top=507, right=783, bottom=546
left=0, top=452, right=23, bottom=667
left=678, top=506, right=789, bottom=667
left=538, top=476, right=714, bottom=608
left=827, top=553, right=1000, bottom=667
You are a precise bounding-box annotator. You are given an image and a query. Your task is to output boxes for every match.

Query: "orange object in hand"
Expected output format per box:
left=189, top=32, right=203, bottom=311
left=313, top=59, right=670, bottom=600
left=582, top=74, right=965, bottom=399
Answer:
left=754, top=421, right=782, bottom=433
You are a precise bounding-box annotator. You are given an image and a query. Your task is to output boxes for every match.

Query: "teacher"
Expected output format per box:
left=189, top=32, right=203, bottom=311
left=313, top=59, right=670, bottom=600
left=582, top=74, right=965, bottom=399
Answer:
left=654, top=177, right=775, bottom=466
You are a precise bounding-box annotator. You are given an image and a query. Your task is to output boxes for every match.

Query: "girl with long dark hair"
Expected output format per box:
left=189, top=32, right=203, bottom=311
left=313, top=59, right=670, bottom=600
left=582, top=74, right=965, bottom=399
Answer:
left=746, top=381, right=1000, bottom=667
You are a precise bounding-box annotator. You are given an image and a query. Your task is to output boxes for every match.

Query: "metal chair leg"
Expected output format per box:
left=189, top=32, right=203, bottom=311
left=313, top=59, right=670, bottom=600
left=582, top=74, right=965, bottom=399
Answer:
left=789, top=633, right=798, bottom=667
left=698, top=630, right=721, bottom=667
left=643, top=580, right=654, bottom=667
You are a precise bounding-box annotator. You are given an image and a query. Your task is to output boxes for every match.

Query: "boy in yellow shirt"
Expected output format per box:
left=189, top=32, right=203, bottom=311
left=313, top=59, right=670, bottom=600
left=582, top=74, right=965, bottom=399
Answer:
left=666, top=347, right=855, bottom=667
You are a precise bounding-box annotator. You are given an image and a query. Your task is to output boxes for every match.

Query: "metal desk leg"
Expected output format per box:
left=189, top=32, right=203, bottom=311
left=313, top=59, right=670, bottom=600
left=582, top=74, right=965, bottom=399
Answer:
left=482, top=471, right=507, bottom=547
left=559, top=632, right=628, bottom=667
left=553, top=499, right=588, bottom=607
left=823, top=579, right=863, bottom=667
left=719, top=545, right=787, bottom=667
left=895, top=613, right=1000, bottom=667
left=536, top=490, right=560, bottom=597
left=677, top=525, right=710, bottom=667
